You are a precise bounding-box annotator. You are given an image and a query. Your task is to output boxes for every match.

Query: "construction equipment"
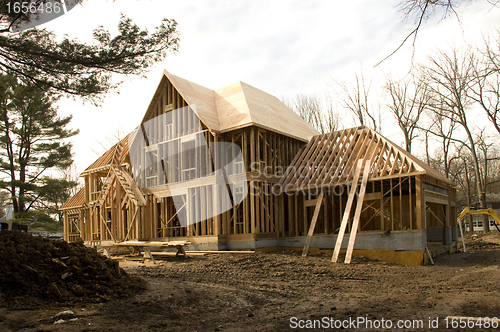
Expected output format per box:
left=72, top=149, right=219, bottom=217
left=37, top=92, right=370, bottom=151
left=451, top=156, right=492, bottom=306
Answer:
left=457, top=207, right=500, bottom=232
left=456, top=207, right=500, bottom=252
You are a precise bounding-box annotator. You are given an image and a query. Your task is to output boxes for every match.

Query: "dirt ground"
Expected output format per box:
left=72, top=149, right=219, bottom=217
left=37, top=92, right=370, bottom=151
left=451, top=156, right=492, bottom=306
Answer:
left=1, top=233, right=500, bottom=332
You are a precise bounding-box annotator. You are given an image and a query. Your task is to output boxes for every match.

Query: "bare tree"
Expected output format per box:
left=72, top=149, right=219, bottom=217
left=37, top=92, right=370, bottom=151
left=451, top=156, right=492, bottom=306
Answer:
left=456, top=148, right=475, bottom=232
left=377, top=1, right=499, bottom=66
left=422, top=46, right=491, bottom=231
left=378, top=0, right=463, bottom=66
left=476, top=130, right=500, bottom=194
left=426, top=109, right=460, bottom=178
left=332, top=69, right=382, bottom=132
left=423, top=130, right=432, bottom=165
left=469, top=30, right=500, bottom=136
left=91, top=122, right=127, bottom=158
left=384, top=73, right=428, bottom=153
left=283, top=94, right=341, bottom=134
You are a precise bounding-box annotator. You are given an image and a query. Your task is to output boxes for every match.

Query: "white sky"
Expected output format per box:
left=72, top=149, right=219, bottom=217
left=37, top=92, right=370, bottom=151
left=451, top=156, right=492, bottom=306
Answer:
left=42, top=0, right=500, bottom=175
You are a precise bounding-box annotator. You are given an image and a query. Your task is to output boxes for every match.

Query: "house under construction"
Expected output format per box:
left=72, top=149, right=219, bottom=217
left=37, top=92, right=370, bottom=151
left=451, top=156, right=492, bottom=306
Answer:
left=60, top=70, right=457, bottom=265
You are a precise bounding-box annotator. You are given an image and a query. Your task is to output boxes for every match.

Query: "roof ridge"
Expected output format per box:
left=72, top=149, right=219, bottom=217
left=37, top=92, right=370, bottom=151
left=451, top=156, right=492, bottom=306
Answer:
left=235, top=81, right=255, bottom=125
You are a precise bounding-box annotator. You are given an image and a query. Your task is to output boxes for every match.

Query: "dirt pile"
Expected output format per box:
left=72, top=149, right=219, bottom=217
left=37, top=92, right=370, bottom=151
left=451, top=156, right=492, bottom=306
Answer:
left=465, top=233, right=500, bottom=251
left=0, top=230, right=143, bottom=307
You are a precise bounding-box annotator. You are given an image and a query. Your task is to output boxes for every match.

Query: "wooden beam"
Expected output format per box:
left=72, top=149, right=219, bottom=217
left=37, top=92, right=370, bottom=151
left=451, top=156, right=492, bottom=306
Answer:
left=415, top=175, right=424, bottom=230
left=344, top=160, right=370, bottom=264
left=332, top=160, right=364, bottom=263
left=250, top=181, right=255, bottom=233
left=302, top=192, right=324, bottom=257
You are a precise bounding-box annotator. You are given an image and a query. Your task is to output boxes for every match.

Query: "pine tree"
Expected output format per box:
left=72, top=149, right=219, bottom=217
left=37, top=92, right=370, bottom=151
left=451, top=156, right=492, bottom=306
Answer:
left=0, top=1, right=180, bottom=103
left=0, top=74, right=78, bottom=217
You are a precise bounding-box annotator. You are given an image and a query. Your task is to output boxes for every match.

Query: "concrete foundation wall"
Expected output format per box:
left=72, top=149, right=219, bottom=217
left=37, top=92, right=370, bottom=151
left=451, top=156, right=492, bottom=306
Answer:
left=427, top=226, right=456, bottom=245
left=183, top=241, right=226, bottom=251
left=451, top=226, right=458, bottom=242
left=277, top=230, right=426, bottom=251
left=427, top=227, right=444, bottom=242
left=213, top=230, right=427, bottom=252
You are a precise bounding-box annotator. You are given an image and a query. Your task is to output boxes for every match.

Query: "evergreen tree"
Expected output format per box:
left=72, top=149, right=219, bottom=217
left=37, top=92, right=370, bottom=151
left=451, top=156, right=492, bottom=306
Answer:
left=0, top=74, right=78, bottom=217
left=0, top=1, right=180, bottom=102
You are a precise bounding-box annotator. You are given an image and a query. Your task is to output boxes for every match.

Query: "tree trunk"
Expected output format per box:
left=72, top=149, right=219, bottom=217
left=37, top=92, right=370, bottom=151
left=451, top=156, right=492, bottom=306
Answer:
left=463, top=164, right=474, bottom=233
left=467, top=133, right=489, bottom=232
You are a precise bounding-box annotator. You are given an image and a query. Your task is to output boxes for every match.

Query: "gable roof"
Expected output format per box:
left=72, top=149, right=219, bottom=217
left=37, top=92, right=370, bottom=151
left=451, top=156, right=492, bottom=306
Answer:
left=143, top=70, right=319, bottom=142
left=214, top=81, right=321, bottom=140
left=166, top=71, right=221, bottom=131
left=60, top=188, right=85, bottom=211
left=81, top=130, right=137, bottom=175
left=279, top=126, right=454, bottom=192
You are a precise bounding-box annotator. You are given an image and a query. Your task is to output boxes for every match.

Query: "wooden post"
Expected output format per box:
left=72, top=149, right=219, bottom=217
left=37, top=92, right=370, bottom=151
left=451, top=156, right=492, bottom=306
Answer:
left=303, top=194, right=308, bottom=236
left=323, top=194, right=328, bottom=234
left=399, top=177, right=403, bottom=230
left=117, top=178, right=122, bottom=239
left=250, top=181, right=256, bottom=233
left=332, top=160, right=364, bottom=263
left=84, top=176, right=90, bottom=241
left=415, top=175, right=424, bottom=230
left=380, top=180, right=384, bottom=231
left=294, top=194, right=298, bottom=236
left=213, top=184, right=220, bottom=236
left=153, top=197, right=158, bottom=238
left=302, top=192, right=325, bottom=257
left=244, top=184, right=249, bottom=234
left=201, top=186, right=207, bottom=235
left=409, top=176, right=413, bottom=230
left=63, top=212, right=69, bottom=241
left=78, top=209, right=84, bottom=241
left=344, top=160, right=370, bottom=264
left=250, top=128, right=255, bottom=172
left=390, top=178, right=394, bottom=231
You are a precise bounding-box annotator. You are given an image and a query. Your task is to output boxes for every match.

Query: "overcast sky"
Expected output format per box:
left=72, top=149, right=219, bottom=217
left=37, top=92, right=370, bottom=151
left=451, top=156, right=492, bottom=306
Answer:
left=43, top=0, right=500, bottom=175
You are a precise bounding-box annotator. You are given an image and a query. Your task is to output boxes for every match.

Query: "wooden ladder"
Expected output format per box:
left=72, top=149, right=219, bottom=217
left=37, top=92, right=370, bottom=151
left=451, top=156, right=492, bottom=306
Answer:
left=112, top=167, right=146, bottom=206
left=331, top=159, right=370, bottom=263
left=112, top=141, right=123, bottom=165
left=97, top=169, right=114, bottom=206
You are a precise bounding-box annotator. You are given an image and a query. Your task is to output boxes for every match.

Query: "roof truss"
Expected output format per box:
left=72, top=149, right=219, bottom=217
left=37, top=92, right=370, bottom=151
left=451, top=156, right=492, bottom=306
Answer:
left=279, top=126, right=435, bottom=192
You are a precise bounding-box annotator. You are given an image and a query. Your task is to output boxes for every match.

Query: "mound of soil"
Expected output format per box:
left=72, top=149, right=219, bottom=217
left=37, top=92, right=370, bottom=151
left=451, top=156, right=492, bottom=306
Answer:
left=465, top=233, right=500, bottom=251
left=0, top=230, right=143, bottom=307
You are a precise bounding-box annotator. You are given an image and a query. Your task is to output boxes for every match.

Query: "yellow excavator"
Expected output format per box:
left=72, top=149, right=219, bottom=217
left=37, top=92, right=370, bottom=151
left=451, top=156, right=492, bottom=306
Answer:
left=457, top=207, right=500, bottom=232
left=456, top=207, right=500, bottom=252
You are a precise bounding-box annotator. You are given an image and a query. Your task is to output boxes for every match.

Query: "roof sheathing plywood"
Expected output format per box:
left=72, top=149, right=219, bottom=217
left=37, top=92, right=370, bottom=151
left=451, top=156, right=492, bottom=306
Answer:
left=164, top=70, right=220, bottom=131
left=214, top=81, right=320, bottom=142
left=214, top=81, right=252, bottom=131
left=60, top=188, right=85, bottom=210
left=239, top=82, right=319, bottom=141
left=154, top=71, right=318, bottom=142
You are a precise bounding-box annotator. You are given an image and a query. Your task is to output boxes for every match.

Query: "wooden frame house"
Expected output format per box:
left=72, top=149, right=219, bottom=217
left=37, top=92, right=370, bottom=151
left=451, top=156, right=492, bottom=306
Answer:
left=278, top=127, right=457, bottom=265
left=61, top=71, right=457, bottom=265
left=61, top=70, right=318, bottom=247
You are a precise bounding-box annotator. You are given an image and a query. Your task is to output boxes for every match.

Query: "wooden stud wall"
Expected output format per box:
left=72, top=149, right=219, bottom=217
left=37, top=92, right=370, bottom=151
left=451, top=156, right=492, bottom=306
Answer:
left=281, top=175, right=429, bottom=238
